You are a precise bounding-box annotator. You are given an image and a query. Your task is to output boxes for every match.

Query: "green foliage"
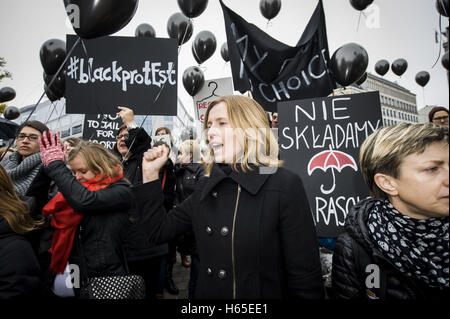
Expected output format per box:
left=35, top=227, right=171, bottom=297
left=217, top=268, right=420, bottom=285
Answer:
left=0, top=57, right=12, bottom=82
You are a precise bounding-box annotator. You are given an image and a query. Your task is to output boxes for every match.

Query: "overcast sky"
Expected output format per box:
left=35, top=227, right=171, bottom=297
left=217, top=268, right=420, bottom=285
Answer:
left=0, top=0, right=448, bottom=118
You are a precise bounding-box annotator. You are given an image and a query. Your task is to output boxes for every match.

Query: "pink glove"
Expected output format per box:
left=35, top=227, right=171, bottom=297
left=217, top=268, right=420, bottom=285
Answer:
left=38, top=130, right=66, bottom=166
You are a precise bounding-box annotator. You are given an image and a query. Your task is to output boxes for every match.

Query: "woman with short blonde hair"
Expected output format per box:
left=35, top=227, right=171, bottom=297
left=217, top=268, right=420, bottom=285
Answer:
left=133, top=95, right=323, bottom=299
left=332, top=123, right=449, bottom=299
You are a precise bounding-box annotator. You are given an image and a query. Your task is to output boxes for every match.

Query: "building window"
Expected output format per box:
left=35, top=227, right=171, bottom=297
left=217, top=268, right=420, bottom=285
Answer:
left=72, top=124, right=82, bottom=135
left=60, top=129, right=70, bottom=138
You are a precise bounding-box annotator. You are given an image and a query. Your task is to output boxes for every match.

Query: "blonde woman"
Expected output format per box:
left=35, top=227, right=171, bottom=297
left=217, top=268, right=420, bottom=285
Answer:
left=332, top=123, right=449, bottom=299
left=133, top=95, right=323, bottom=299
left=38, top=134, right=133, bottom=298
left=0, top=165, right=42, bottom=298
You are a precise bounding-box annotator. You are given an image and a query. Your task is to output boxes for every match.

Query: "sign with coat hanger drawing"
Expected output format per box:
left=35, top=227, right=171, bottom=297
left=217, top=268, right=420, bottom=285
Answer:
left=193, top=77, right=234, bottom=124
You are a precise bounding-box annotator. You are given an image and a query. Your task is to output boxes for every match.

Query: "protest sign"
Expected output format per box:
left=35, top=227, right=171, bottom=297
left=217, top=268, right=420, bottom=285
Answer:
left=151, top=134, right=171, bottom=147
left=278, top=91, right=382, bottom=237
left=66, top=35, right=178, bottom=116
left=220, top=0, right=336, bottom=113
left=193, top=77, right=234, bottom=124
left=82, top=114, right=121, bottom=150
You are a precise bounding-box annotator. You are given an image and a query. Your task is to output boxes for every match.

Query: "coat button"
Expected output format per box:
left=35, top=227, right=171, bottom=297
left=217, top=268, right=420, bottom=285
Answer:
left=218, top=270, right=227, bottom=279
left=211, top=191, right=218, bottom=198
left=206, top=226, right=213, bottom=235
left=220, top=226, right=229, bottom=236
left=207, top=268, right=213, bottom=276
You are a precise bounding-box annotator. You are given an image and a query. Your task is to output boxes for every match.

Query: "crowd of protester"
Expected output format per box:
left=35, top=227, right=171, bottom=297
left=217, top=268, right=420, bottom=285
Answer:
left=0, top=96, right=448, bottom=300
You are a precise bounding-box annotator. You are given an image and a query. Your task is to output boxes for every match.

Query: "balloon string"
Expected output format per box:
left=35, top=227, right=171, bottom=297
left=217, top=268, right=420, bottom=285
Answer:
left=80, top=38, right=107, bottom=117
left=356, top=11, right=362, bottom=34
left=44, top=100, right=58, bottom=124
left=432, top=14, right=443, bottom=68
left=178, top=18, right=193, bottom=55
left=0, top=37, right=81, bottom=163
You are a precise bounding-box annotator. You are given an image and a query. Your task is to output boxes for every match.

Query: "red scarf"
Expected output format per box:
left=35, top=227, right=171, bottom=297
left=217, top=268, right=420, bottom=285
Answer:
left=42, top=171, right=123, bottom=274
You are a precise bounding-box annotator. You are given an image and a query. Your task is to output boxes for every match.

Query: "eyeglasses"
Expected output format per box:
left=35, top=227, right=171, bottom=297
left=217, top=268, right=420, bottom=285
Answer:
left=17, top=134, right=39, bottom=141
left=116, top=133, right=129, bottom=140
left=433, top=115, right=449, bottom=122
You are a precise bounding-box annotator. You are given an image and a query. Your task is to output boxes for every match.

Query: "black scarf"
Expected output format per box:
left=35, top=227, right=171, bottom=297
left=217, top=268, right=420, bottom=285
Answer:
left=367, top=199, right=449, bottom=289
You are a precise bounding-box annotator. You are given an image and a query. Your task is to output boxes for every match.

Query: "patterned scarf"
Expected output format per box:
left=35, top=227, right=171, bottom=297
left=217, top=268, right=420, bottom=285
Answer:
left=1, top=151, right=42, bottom=195
left=367, top=199, right=449, bottom=288
left=42, top=171, right=123, bottom=274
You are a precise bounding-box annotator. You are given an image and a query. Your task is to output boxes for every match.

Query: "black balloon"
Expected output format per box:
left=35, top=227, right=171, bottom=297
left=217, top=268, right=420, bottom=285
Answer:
left=349, top=0, right=374, bottom=11
left=3, top=106, right=20, bottom=120
left=442, top=51, right=449, bottom=70
left=374, top=59, right=390, bottom=76
left=63, top=0, right=138, bottom=39
left=43, top=71, right=66, bottom=99
left=177, top=0, right=208, bottom=18
left=40, top=39, right=66, bottom=75
left=436, top=0, right=449, bottom=17
left=0, top=87, right=16, bottom=103
left=192, top=31, right=217, bottom=65
left=221, top=42, right=229, bottom=62
left=44, top=84, right=59, bottom=102
left=259, top=0, right=282, bottom=20
left=167, top=12, right=194, bottom=46
left=415, top=71, right=430, bottom=87
left=182, top=66, right=205, bottom=96
left=135, top=23, right=156, bottom=38
left=330, top=43, right=369, bottom=87
left=391, top=58, right=408, bottom=76
left=355, top=72, right=367, bottom=86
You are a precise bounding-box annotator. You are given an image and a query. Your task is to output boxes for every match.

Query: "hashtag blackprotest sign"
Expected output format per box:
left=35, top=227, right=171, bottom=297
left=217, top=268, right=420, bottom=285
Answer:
left=65, top=35, right=178, bottom=116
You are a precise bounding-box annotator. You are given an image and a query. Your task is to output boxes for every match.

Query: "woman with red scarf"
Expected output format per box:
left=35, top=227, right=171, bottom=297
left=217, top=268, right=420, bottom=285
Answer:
left=38, top=131, right=133, bottom=298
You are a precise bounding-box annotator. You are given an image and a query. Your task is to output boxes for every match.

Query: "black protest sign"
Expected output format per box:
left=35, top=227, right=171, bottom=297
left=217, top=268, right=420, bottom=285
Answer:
left=278, top=91, right=382, bottom=237
left=83, top=114, right=121, bottom=150
left=220, top=0, right=336, bottom=113
left=66, top=35, right=178, bottom=116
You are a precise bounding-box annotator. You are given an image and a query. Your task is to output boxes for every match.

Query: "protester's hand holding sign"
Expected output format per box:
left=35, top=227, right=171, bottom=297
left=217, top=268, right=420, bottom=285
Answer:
left=38, top=130, right=66, bottom=166
left=142, top=145, right=169, bottom=183
left=117, top=106, right=137, bottom=128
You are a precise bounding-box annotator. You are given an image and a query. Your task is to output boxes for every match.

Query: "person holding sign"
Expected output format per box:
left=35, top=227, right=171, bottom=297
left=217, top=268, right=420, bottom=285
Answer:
left=332, top=123, right=449, bottom=299
left=132, top=95, right=324, bottom=299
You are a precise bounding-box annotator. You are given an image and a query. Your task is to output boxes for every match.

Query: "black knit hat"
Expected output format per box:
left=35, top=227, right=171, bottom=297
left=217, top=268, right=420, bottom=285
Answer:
left=428, top=107, right=449, bottom=122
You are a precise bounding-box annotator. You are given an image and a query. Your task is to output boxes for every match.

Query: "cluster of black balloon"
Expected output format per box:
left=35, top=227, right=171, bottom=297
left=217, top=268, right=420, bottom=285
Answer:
left=259, top=0, right=282, bottom=20
left=40, top=39, right=67, bottom=102
left=374, top=58, right=408, bottom=77
left=167, top=12, right=194, bottom=45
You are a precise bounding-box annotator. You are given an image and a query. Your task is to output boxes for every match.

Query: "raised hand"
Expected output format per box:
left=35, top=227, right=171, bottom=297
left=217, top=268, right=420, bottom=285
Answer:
left=117, top=106, right=136, bottom=127
left=38, top=130, right=66, bottom=166
left=142, top=145, right=169, bottom=183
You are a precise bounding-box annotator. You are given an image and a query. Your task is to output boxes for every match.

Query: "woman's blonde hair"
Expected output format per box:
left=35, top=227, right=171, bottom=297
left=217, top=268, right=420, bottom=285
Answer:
left=68, top=141, right=123, bottom=181
left=203, top=95, right=281, bottom=176
left=178, top=139, right=202, bottom=163
left=0, top=166, right=42, bottom=234
left=360, top=123, right=449, bottom=199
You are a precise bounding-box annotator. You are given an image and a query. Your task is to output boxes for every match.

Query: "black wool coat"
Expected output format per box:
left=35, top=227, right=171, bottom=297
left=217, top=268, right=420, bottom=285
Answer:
left=332, top=198, right=449, bottom=299
left=132, top=164, right=324, bottom=299
left=44, top=161, right=132, bottom=279
left=0, top=217, right=42, bottom=298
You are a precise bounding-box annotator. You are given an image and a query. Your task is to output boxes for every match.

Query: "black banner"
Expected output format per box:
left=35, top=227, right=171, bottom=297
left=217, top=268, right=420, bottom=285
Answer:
left=278, top=92, right=382, bottom=237
left=82, top=114, right=121, bottom=150
left=66, top=35, right=178, bottom=116
left=220, top=0, right=336, bottom=112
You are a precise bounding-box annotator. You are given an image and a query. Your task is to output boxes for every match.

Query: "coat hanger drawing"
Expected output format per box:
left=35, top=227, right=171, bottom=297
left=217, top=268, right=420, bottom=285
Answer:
left=198, top=81, right=219, bottom=102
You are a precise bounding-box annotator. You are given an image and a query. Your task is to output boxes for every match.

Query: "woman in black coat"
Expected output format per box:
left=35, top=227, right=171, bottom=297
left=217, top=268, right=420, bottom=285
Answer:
left=39, top=135, right=133, bottom=298
left=0, top=166, right=42, bottom=298
left=132, top=95, right=324, bottom=299
left=332, top=123, right=449, bottom=299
